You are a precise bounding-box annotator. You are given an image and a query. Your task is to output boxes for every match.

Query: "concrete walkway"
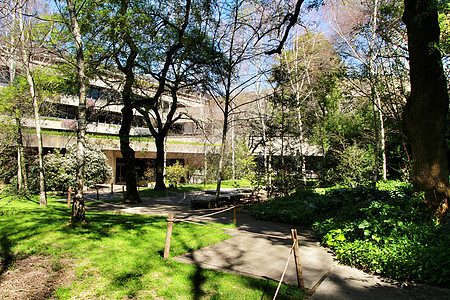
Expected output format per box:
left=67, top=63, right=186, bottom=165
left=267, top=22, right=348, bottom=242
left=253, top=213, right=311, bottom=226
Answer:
left=85, top=189, right=450, bottom=299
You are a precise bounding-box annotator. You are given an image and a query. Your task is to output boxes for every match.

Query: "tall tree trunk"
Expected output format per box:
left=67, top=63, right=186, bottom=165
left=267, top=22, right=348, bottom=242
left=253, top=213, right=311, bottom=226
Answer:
left=215, top=103, right=229, bottom=202
left=16, top=117, right=28, bottom=193
left=8, top=12, right=27, bottom=194
left=256, top=86, right=270, bottom=195
left=215, top=2, right=239, bottom=202
left=295, top=102, right=306, bottom=186
left=402, top=0, right=450, bottom=220
left=231, top=110, right=235, bottom=180
left=18, top=6, right=46, bottom=206
left=368, top=0, right=387, bottom=183
left=286, top=37, right=308, bottom=187
left=67, top=0, right=87, bottom=223
left=154, top=136, right=166, bottom=190
left=113, top=0, right=141, bottom=203
left=119, top=106, right=141, bottom=203
left=202, top=96, right=208, bottom=188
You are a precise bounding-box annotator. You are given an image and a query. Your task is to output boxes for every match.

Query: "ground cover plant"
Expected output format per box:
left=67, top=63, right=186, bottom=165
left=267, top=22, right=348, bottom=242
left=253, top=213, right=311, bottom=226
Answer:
left=0, top=195, right=303, bottom=299
left=252, top=181, right=450, bottom=287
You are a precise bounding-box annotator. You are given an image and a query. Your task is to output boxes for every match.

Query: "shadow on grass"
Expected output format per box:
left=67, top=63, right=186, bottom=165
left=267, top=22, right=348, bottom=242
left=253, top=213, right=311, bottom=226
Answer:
left=0, top=233, right=13, bottom=277
left=1, top=195, right=305, bottom=299
left=191, top=263, right=206, bottom=300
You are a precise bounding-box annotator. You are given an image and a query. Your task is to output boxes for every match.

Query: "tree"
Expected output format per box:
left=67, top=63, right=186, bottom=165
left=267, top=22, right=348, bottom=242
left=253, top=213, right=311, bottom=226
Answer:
left=0, top=1, right=28, bottom=194
left=0, top=69, right=29, bottom=194
left=277, top=29, right=342, bottom=186
left=86, top=0, right=212, bottom=196
left=325, top=0, right=409, bottom=183
left=135, top=1, right=221, bottom=190
left=17, top=0, right=49, bottom=206
left=0, top=0, right=67, bottom=203
left=270, top=0, right=449, bottom=219
left=50, top=0, right=94, bottom=221
left=205, top=0, right=274, bottom=201
left=402, top=0, right=449, bottom=220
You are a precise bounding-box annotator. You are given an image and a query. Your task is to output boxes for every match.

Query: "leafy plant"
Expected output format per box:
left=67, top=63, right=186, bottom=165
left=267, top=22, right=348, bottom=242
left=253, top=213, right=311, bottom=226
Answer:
left=166, top=161, right=186, bottom=187
left=44, top=144, right=112, bottom=191
left=252, top=181, right=450, bottom=286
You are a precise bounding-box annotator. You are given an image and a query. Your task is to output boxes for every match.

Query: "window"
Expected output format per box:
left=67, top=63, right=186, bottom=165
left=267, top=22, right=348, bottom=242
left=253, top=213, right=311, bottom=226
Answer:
left=87, top=86, right=104, bottom=100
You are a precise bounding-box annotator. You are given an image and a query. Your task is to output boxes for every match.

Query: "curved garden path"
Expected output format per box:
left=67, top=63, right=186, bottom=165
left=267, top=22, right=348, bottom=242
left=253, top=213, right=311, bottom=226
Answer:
left=86, top=188, right=450, bottom=299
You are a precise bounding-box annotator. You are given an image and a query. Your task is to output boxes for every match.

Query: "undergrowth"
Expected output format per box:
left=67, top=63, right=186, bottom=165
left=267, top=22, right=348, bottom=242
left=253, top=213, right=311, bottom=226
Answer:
left=252, top=181, right=450, bottom=287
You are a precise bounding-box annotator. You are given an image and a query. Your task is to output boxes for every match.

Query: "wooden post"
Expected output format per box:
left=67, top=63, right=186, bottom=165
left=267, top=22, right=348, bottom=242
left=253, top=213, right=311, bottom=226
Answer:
left=291, top=229, right=305, bottom=291
left=233, top=200, right=237, bottom=226
left=111, top=182, right=114, bottom=195
left=164, top=213, right=175, bottom=259
left=96, top=187, right=99, bottom=200
left=67, top=186, right=72, bottom=208
left=122, top=186, right=125, bottom=201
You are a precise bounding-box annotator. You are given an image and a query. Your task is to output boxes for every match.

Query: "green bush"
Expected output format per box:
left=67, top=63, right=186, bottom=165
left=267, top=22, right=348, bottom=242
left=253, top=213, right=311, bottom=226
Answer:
left=166, top=161, right=186, bottom=187
left=44, top=149, right=75, bottom=192
left=251, top=181, right=450, bottom=286
left=321, top=143, right=375, bottom=187
left=44, top=144, right=112, bottom=191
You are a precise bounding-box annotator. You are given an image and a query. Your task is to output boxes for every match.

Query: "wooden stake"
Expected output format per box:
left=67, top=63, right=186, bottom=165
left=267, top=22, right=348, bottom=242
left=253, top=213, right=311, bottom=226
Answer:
left=96, top=187, right=99, bottom=200
left=164, top=212, right=175, bottom=259
left=67, top=186, right=72, bottom=208
left=291, top=229, right=305, bottom=290
left=111, top=182, right=114, bottom=194
left=122, top=186, right=125, bottom=201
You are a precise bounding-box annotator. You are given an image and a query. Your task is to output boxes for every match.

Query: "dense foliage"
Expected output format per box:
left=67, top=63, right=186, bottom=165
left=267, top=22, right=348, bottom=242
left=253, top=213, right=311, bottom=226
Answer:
left=165, top=161, right=189, bottom=187
left=44, top=144, right=112, bottom=192
left=252, top=181, right=450, bottom=286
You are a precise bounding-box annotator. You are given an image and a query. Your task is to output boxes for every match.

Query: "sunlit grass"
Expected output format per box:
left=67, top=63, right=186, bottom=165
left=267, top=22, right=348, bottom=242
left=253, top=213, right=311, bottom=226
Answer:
left=138, top=179, right=252, bottom=198
left=1, top=195, right=304, bottom=299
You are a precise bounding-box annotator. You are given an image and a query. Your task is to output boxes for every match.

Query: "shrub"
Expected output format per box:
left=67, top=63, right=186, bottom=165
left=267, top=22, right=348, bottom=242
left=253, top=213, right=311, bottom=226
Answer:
left=143, top=167, right=155, bottom=182
left=322, top=143, right=375, bottom=187
left=44, top=149, right=75, bottom=192
left=44, top=144, right=112, bottom=191
left=166, top=161, right=186, bottom=187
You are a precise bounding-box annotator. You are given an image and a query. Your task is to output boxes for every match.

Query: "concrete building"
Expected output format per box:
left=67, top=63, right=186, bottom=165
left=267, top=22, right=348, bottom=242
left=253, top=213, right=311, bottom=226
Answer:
left=0, top=67, right=218, bottom=184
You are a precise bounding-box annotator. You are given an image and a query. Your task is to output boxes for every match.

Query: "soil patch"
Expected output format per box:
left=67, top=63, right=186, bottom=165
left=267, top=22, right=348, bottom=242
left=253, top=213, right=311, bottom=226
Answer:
left=0, top=255, right=76, bottom=299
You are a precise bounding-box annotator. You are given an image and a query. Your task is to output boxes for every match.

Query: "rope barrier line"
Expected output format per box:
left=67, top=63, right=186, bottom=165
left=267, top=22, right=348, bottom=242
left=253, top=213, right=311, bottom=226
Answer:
left=181, top=201, right=255, bottom=214
left=185, top=205, right=236, bottom=219
left=273, top=240, right=296, bottom=300
left=175, top=218, right=291, bottom=240
left=82, top=192, right=290, bottom=240
left=82, top=195, right=126, bottom=209
left=175, top=204, right=290, bottom=240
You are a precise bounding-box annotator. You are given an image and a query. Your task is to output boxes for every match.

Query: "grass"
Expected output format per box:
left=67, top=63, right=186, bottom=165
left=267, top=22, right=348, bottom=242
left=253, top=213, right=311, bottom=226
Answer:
left=0, top=194, right=304, bottom=299
left=139, top=179, right=252, bottom=199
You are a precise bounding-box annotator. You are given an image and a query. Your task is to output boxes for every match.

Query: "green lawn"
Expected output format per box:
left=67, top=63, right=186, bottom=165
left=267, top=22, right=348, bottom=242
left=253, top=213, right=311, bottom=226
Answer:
left=0, top=195, right=303, bottom=299
left=138, top=179, right=252, bottom=198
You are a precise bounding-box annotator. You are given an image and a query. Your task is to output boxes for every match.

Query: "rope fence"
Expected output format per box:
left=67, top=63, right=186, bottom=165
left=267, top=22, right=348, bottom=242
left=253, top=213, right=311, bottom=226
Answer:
left=163, top=207, right=306, bottom=299
left=273, top=240, right=296, bottom=300
left=66, top=187, right=307, bottom=297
